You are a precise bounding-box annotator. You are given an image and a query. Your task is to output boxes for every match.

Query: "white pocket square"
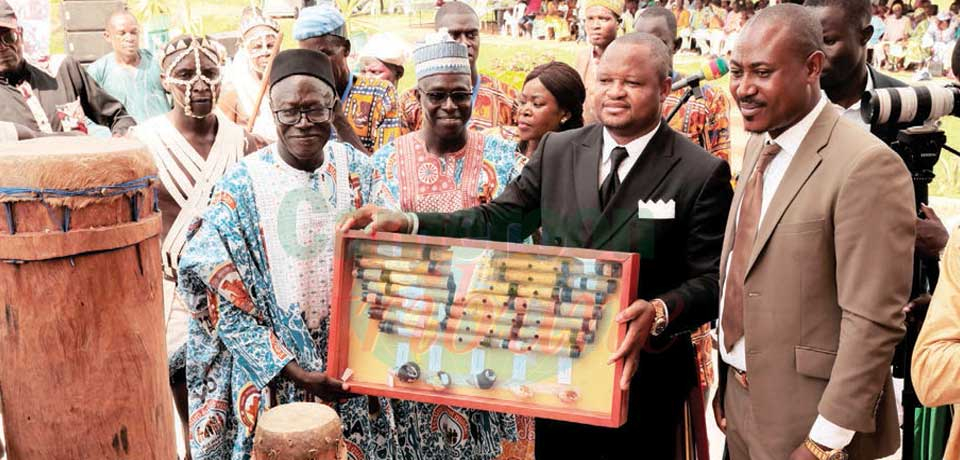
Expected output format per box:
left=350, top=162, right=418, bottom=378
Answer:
left=638, top=199, right=675, bottom=219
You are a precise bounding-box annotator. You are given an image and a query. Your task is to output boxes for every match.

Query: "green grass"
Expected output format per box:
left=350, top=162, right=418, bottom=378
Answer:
left=45, top=0, right=960, bottom=197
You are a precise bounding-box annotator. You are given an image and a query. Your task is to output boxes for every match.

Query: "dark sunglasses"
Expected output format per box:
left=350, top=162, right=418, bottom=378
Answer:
left=0, top=29, right=19, bottom=47
left=423, top=91, right=472, bottom=105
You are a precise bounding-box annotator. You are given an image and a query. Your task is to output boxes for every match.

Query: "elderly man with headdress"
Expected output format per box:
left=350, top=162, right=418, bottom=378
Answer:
left=369, top=34, right=526, bottom=460
left=129, top=34, right=259, bottom=459
left=576, top=0, right=624, bottom=124
left=218, top=7, right=280, bottom=142
left=294, top=2, right=402, bottom=153
left=178, top=48, right=394, bottom=460
left=0, top=0, right=134, bottom=135
left=398, top=2, right=520, bottom=133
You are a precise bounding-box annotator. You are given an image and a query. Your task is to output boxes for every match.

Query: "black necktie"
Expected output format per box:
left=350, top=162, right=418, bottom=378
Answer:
left=600, top=146, right=629, bottom=209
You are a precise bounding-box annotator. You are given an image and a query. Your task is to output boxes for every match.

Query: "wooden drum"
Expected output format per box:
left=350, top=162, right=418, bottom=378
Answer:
left=0, top=137, right=175, bottom=459
left=253, top=403, right=343, bottom=460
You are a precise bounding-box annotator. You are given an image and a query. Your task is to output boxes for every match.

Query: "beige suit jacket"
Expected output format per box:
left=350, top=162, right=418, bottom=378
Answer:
left=719, top=105, right=915, bottom=458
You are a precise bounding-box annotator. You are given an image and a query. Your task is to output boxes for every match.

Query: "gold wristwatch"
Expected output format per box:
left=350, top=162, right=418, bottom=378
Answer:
left=650, top=299, right=667, bottom=336
left=803, top=438, right=848, bottom=460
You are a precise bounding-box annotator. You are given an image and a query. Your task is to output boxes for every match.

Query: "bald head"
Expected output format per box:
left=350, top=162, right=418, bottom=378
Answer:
left=435, top=2, right=481, bottom=66
left=742, top=4, right=824, bottom=58
left=435, top=2, right=479, bottom=25
left=637, top=6, right=678, bottom=39
left=105, top=9, right=138, bottom=31
left=731, top=4, right=825, bottom=136
left=104, top=9, right=141, bottom=61
left=610, top=32, right=672, bottom=79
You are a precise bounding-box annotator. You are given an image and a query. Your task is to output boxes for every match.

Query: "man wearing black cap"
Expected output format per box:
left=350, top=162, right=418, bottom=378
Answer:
left=0, top=0, right=134, bottom=135
left=177, top=48, right=396, bottom=460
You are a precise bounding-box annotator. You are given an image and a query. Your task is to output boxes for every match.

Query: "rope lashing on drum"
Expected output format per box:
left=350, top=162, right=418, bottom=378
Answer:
left=0, top=176, right=157, bottom=201
left=0, top=176, right=157, bottom=235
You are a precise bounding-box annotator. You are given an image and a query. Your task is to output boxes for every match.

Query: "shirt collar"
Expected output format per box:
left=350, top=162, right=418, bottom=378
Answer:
left=602, top=120, right=661, bottom=160
left=764, top=95, right=829, bottom=155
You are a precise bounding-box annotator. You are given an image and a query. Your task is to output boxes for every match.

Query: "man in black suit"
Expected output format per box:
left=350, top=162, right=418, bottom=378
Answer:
left=341, top=32, right=733, bottom=459
left=803, top=0, right=907, bottom=140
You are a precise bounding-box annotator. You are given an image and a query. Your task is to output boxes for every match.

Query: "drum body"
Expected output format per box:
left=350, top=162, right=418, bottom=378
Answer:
left=253, top=402, right=343, bottom=460
left=0, top=137, right=175, bottom=459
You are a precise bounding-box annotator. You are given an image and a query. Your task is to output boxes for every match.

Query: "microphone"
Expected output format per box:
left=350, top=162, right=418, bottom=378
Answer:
left=670, top=58, right=729, bottom=91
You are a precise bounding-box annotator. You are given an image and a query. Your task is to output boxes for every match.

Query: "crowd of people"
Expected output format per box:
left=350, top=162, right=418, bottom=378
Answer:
left=2, top=0, right=960, bottom=459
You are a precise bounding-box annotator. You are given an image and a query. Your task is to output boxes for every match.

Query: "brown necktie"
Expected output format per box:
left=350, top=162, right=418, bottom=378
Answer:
left=721, top=142, right=781, bottom=352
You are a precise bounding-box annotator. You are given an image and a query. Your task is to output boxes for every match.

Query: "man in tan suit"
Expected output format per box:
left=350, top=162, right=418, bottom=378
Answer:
left=714, top=4, right=916, bottom=460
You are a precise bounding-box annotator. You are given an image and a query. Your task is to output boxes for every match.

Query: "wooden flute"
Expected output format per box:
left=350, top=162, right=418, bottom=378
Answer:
left=354, top=256, right=450, bottom=276
left=489, top=256, right=622, bottom=278
left=354, top=268, right=456, bottom=290
left=362, top=293, right=597, bottom=332
left=468, top=280, right=607, bottom=305
left=367, top=305, right=592, bottom=345
left=361, top=280, right=456, bottom=304
left=353, top=242, right=452, bottom=261
left=456, top=293, right=604, bottom=320
left=377, top=320, right=583, bottom=358
left=476, top=268, right=618, bottom=294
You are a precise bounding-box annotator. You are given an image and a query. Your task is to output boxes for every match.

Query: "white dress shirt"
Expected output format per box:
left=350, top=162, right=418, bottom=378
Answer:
left=599, top=122, right=661, bottom=185
left=719, top=96, right=856, bottom=450
left=823, top=69, right=873, bottom=131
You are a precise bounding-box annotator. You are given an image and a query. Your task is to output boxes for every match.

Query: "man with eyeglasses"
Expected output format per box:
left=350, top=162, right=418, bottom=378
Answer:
left=87, top=10, right=171, bottom=123
left=0, top=0, right=134, bottom=135
left=177, top=48, right=395, bottom=460
left=128, top=34, right=258, bottom=460
left=342, top=32, right=733, bottom=459
left=294, top=1, right=401, bottom=154
left=368, top=34, right=529, bottom=460
left=399, top=1, right=520, bottom=133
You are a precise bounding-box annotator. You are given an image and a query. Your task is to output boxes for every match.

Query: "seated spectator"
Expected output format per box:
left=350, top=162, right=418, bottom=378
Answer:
left=87, top=10, right=171, bottom=123
left=882, top=2, right=913, bottom=71
left=0, top=0, right=134, bottom=135
left=924, top=12, right=956, bottom=75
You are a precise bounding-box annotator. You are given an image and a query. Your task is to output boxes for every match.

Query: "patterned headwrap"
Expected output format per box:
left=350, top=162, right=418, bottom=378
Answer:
left=239, top=9, right=280, bottom=38
left=584, top=0, right=624, bottom=16
left=293, top=1, right=347, bottom=41
left=160, top=35, right=228, bottom=119
left=411, top=29, right=470, bottom=81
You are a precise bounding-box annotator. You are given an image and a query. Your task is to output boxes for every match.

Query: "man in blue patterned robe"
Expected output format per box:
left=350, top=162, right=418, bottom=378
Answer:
left=177, top=49, right=398, bottom=460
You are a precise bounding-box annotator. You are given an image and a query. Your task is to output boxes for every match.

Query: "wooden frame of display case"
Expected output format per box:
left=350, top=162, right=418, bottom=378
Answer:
left=328, top=230, right=639, bottom=428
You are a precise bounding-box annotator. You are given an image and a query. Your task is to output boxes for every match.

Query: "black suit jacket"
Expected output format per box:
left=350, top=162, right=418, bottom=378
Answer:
left=418, top=122, right=733, bottom=338
left=417, top=122, right=732, bottom=455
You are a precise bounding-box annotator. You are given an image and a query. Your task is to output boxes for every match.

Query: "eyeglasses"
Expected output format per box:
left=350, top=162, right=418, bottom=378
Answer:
left=273, top=106, right=334, bottom=126
left=0, top=29, right=19, bottom=47
left=422, top=91, right=473, bottom=105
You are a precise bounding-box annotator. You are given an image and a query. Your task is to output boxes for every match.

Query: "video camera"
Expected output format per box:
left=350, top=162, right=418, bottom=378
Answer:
left=859, top=84, right=960, bottom=460
left=860, top=84, right=960, bottom=207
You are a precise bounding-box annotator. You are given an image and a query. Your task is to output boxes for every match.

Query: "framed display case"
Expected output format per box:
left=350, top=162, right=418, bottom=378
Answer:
left=328, top=231, right=639, bottom=427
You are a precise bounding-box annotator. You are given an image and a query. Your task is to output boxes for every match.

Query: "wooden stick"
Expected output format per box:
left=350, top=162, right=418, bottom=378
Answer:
left=246, top=31, right=284, bottom=133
